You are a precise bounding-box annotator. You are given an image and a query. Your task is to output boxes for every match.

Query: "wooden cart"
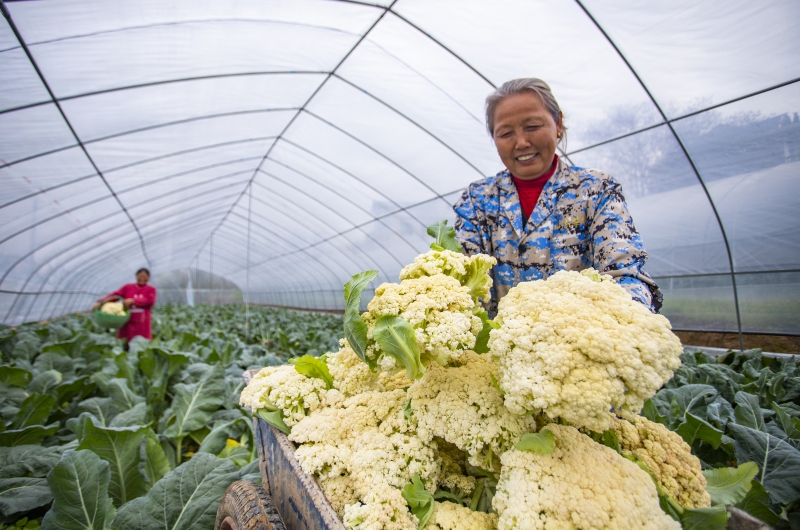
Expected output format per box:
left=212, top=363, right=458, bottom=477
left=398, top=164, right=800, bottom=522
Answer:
left=215, top=373, right=771, bottom=530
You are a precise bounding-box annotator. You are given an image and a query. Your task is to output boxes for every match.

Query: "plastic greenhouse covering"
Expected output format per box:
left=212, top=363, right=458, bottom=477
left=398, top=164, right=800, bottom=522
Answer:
left=1, top=0, right=798, bottom=341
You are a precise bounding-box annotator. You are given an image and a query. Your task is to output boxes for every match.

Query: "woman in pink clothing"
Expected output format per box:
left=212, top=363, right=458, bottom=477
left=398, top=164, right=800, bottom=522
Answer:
left=93, top=268, right=157, bottom=341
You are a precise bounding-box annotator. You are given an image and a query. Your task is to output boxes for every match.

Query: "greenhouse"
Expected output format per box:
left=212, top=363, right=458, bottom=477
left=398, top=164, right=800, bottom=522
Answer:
left=0, top=0, right=798, bottom=529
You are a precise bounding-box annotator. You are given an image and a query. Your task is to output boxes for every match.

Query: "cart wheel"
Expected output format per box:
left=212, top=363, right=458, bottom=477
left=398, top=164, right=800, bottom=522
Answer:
left=215, top=481, right=285, bottom=530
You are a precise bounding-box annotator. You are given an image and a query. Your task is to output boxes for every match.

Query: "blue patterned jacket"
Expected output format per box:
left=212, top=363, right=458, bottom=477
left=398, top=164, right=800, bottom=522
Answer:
left=453, top=161, right=662, bottom=316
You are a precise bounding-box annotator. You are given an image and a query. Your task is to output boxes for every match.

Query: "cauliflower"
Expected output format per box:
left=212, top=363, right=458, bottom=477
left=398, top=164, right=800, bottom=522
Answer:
left=408, top=351, right=534, bottom=470
left=610, top=414, right=711, bottom=508
left=327, top=340, right=411, bottom=397
left=100, top=302, right=126, bottom=315
left=399, top=250, right=496, bottom=304
left=424, top=501, right=498, bottom=530
left=493, top=424, right=680, bottom=530
left=489, top=269, right=682, bottom=432
left=238, top=364, right=326, bottom=427
left=319, top=474, right=359, bottom=517
left=290, top=389, right=439, bottom=529
left=344, top=485, right=418, bottom=530
left=364, top=275, right=482, bottom=368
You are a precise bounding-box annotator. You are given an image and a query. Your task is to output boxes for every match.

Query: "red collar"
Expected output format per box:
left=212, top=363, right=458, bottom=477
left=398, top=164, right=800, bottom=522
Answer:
left=511, top=155, right=559, bottom=188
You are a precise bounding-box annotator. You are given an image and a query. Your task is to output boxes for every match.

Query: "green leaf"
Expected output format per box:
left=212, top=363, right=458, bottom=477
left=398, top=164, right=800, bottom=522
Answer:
left=12, top=394, right=56, bottom=429
left=77, top=397, right=117, bottom=427
left=0, top=424, right=59, bottom=447
left=702, top=462, right=759, bottom=505
left=41, top=450, right=115, bottom=530
left=735, top=480, right=784, bottom=527
left=641, top=398, right=666, bottom=424
left=343, top=270, right=378, bottom=368
left=197, top=418, right=249, bottom=455
left=0, top=477, right=52, bottom=517
left=472, top=310, right=496, bottom=354
left=109, top=402, right=148, bottom=428
left=92, top=376, right=145, bottom=412
left=734, top=392, right=768, bottom=431
left=489, top=373, right=505, bottom=395
left=0, top=367, right=32, bottom=389
left=601, top=429, right=621, bottom=453
left=515, top=430, right=555, bottom=454
left=256, top=409, right=290, bottom=435
left=289, top=354, right=333, bottom=389
left=676, top=413, right=723, bottom=449
left=373, top=315, right=424, bottom=380
left=140, top=430, right=170, bottom=485
left=401, top=473, right=435, bottom=529
left=26, top=370, right=62, bottom=396
left=76, top=417, right=149, bottom=506
left=404, top=399, right=413, bottom=421
left=112, top=453, right=239, bottom=530
left=679, top=505, right=729, bottom=530
left=728, top=422, right=800, bottom=504
left=426, top=220, right=462, bottom=253
left=0, top=445, right=67, bottom=479
left=772, top=402, right=800, bottom=438
left=164, top=364, right=225, bottom=439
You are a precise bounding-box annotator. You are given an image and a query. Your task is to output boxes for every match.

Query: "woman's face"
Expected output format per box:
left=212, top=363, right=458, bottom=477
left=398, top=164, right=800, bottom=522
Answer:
left=492, top=92, right=562, bottom=180
left=136, top=271, right=149, bottom=286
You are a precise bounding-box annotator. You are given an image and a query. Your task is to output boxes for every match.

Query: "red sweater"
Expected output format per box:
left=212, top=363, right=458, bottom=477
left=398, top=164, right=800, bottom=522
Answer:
left=99, top=283, right=157, bottom=341
left=511, top=155, right=559, bottom=222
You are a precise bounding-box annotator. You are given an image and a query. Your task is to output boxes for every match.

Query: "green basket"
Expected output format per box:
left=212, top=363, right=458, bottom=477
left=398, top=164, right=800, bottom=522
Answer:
left=93, top=296, right=131, bottom=330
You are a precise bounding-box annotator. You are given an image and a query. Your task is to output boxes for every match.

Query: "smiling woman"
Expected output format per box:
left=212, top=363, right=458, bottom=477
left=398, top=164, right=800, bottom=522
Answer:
left=453, top=78, right=661, bottom=316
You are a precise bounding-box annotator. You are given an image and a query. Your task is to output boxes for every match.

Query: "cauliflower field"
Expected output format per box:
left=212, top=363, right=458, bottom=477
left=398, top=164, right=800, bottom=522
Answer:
left=0, top=305, right=341, bottom=530
left=242, top=224, right=800, bottom=530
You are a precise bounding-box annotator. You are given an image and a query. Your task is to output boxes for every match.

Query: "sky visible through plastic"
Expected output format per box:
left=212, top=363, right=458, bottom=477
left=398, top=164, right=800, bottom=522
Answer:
left=1, top=0, right=798, bottom=338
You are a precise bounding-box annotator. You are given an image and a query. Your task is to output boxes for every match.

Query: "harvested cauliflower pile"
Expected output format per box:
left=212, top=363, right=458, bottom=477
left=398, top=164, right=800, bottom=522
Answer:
left=494, top=424, right=680, bottom=530
left=100, top=301, right=126, bottom=315
left=240, top=223, right=710, bottom=530
left=489, top=268, right=682, bottom=433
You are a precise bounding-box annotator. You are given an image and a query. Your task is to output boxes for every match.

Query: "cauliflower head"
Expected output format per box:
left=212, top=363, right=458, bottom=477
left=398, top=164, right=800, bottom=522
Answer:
left=327, top=340, right=412, bottom=397
left=424, top=501, right=498, bottom=530
left=610, top=414, right=711, bottom=508
left=239, top=364, right=327, bottom=427
left=399, top=249, right=496, bottom=304
left=489, top=269, right=682, bottom=432
left=408, top=351, right=534, bottom=470
left=100, top=302, right=126, bottom=316
left=290, top=389, right=439, bottom=528
left=493, top=424, right=680, bottom=530
left=364, top=275, right=482, bottom=367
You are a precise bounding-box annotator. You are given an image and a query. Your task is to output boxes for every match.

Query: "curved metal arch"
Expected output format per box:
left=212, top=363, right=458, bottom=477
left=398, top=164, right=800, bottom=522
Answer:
left=226, top=208, right=388, bottom=284
left=231, top=193, right=386, bottom=277
left=247, top=179, right=411, bottom=273
left=0, top=165, right=251, bottom=247
left=99, top=136, right=278, bottom=176
left=0, top=2, right=152, bottom=268
left=0, top=172, right=253, bottom=288
left=3, top=185, right=246, bottom=313
left=1, top=153, right=262, bottom=213
left=187, top=1, right=397, bottom=269
left=82, top=107, right=300, bottom=145
left=41, top=206, right=240, bottom=318
left=573, top=0, right=744, bottom=349
left=212, top=216, right=347, bottom=301
left=257, top=155, right=423, bottom=250
left=300, top=108, right=465, bottom=196
left=0, top=16, right=361, bottom=54
left=252, top=170, right=411, bottom=265
left=36, top=209, right=233, bottom=320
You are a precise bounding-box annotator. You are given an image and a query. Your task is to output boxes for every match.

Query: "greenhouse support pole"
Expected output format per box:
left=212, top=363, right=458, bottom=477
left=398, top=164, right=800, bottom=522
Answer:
left=245, top=183, right=252, bottom=339
left=574, top=0, right=745, bottom=351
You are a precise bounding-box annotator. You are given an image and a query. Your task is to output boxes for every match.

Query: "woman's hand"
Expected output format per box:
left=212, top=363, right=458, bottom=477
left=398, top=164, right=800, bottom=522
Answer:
left=91, top=302, right=101, bottom=310
left=123, top=298, right=135, bottom=308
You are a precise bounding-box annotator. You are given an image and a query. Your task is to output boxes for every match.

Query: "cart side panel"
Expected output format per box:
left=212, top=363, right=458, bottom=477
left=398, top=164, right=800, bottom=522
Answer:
left=255, top=418, right=345, bottom=530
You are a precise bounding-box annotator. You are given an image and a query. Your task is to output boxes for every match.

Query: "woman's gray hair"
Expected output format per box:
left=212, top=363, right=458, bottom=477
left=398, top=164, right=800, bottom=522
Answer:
left=485, top=78, right=567, bottom=148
